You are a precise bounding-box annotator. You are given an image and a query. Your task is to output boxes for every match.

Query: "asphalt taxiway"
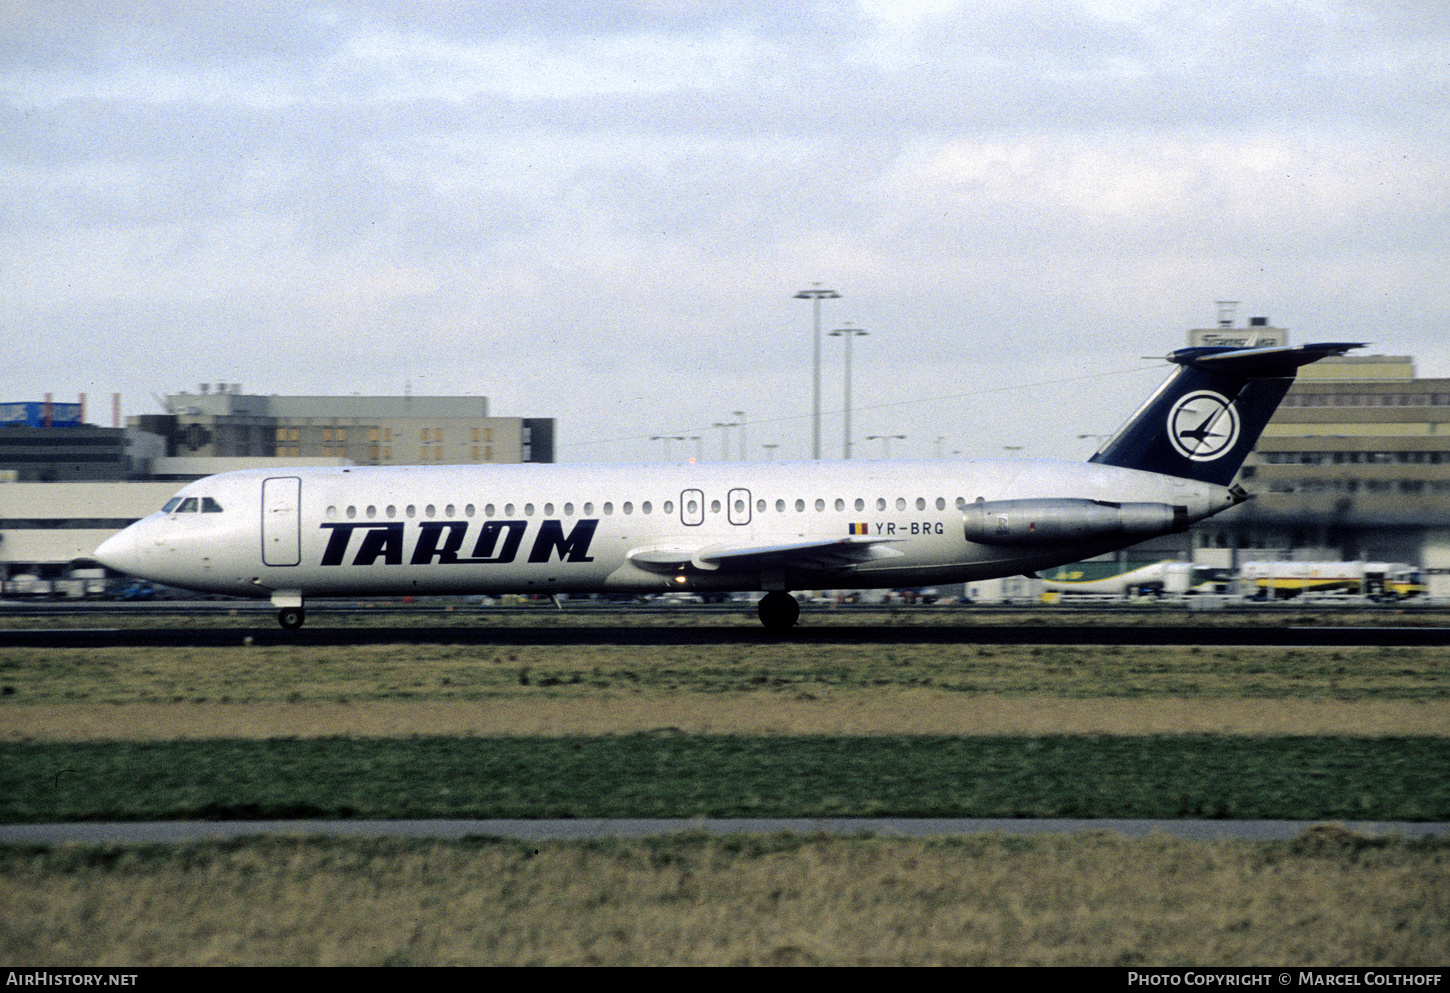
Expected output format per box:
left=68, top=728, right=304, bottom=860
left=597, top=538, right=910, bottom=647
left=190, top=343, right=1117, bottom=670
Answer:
left=4, top=818, right=1448, bottom=845
left=5, top=622, right=1450, bottom=647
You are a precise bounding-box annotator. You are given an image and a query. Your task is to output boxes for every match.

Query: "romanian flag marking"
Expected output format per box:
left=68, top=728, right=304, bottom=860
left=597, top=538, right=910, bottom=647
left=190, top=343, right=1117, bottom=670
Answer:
left=848, top=522, right=869, bottom=535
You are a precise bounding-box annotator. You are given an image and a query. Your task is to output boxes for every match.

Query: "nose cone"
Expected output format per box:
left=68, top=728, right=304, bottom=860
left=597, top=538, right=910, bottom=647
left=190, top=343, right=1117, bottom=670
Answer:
left=94, top=524, right=146, bottom=577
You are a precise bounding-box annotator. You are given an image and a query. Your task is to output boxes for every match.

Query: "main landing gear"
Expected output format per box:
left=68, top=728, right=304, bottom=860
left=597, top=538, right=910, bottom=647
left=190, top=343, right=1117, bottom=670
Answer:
left=757, top=591, right=800, bottom=632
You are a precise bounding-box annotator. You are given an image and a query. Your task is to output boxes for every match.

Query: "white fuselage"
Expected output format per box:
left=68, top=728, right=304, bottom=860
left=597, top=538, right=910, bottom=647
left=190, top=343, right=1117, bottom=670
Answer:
left=94, top=458, right=1237, bottom=601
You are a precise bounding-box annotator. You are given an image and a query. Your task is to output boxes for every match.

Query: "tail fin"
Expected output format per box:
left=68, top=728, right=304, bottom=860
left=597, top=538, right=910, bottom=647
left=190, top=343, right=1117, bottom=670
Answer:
left=1089, top=342, right=1363, bottom=486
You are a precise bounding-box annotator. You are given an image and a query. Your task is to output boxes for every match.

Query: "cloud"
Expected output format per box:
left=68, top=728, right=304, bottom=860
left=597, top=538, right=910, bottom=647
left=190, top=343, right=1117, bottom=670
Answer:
left=1, top=1, right=1447, bottom=462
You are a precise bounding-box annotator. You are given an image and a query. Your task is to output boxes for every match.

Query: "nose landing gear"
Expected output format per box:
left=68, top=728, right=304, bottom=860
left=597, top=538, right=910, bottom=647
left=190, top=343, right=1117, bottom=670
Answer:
left=271, top=590, right=306, bottom=630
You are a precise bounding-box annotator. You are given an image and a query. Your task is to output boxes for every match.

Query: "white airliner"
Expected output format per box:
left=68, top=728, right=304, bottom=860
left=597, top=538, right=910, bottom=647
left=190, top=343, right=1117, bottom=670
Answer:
left=95, top=342, right=1360, bottom=630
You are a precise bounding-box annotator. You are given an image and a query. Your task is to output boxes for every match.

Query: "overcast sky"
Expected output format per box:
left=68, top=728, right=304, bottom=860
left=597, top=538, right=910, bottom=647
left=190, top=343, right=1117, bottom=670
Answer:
left=3, top=1, right=1447, bottom=463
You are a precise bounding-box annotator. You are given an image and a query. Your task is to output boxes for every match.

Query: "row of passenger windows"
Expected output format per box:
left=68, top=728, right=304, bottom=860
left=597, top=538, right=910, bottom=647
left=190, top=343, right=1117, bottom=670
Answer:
left=324, top=495, right=973, bottom=521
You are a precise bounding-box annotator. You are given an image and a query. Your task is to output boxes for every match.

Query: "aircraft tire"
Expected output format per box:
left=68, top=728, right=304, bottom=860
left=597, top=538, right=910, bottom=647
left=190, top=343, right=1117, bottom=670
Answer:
left=757, top=591, right=800, bottom=631
left=277, top=607, right=305, bottom=630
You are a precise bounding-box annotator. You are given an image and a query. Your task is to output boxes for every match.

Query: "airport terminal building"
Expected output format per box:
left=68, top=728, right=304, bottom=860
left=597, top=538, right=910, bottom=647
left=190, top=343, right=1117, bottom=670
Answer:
left=0, top=388, right=555, bottom=592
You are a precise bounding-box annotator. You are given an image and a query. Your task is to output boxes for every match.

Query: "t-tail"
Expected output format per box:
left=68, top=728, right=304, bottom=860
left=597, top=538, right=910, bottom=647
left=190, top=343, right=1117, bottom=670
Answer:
left=1089, top=342, right=1364, bottom=487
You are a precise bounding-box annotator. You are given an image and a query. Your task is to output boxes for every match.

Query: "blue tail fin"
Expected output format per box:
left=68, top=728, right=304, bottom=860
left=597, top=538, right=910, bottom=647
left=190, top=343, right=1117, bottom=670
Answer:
left=1089, top=342, right=1363, bottom=486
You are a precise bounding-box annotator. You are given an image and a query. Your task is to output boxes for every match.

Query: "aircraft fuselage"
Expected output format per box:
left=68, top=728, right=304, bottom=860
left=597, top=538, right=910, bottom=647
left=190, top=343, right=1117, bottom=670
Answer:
left=96, top=458, right=1233, bottom=603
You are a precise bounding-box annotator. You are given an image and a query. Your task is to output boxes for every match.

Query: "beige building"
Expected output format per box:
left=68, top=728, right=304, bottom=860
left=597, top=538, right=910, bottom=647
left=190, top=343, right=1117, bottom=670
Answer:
left=134, top=386, right=554, bottom=466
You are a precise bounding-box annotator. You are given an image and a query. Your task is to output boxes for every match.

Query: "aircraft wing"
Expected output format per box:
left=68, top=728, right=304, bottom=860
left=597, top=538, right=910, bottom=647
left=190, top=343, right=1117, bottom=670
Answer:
left=628, top=535, right=906, bottom=575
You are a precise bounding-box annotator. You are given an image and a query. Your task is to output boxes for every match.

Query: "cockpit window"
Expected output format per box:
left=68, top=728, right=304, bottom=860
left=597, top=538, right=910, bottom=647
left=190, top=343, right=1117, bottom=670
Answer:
left=176, top=497, right=199, bottom=513
left=201, top=497, right=223, bottom=513
left=162, top=497, right=182, bottom=513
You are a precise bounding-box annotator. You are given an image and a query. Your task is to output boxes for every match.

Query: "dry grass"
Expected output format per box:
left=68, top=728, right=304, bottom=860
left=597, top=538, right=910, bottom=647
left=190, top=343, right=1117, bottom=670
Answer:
left=4, top=638, right=1448, bottom=742
left=6, top=695, right=1450, bottom=742
left=3, top=640, right=1448, bottom=707
left=2, top=832, right=1446, bottom=966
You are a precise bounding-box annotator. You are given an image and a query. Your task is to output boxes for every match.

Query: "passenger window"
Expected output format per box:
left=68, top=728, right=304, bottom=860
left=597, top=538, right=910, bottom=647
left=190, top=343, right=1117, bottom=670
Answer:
left=915, top=497, right=926, bottom=511
left=935, top=497, right=946, bottom=511
left=855, top=498, right=865, bottom=512
left=346, top=505, right=357, bottom=519
left=895, top=497, right=907, bottom=511
left=603, top=502, right=614, bottom=515
left=814, top=499, right=825, bottom=512
left=642, top=501, right=652, bottom=514
left=662, top=501, right=673, bottom=514
left=622, top=501, right=634, bottom=515
left=776, top=499, right=785, bottom=513
left=756, top=499, right=765, bottom=513
left=201, top=497, right=223, bottom=513
left=564, top=502, right=575, bottom=516
left=795, top=499, right=805, bottom=512
left=710, top=500, right=721, bottom=514
left=544, top=503, right=555, bottom=515
left=834, top=498, right=845, bottom=511
left=445, top=504, right=456, bottom=517
left=484, top=504, right=495, bottom=517
left=877, top=498, right=887, bottom=511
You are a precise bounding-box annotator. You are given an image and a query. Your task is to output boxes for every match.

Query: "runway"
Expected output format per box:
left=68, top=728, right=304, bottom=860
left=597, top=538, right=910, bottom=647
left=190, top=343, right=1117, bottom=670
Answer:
left=4, top=817, right=1448, bottom=845
left=5, top=622, right=1450, bottom=647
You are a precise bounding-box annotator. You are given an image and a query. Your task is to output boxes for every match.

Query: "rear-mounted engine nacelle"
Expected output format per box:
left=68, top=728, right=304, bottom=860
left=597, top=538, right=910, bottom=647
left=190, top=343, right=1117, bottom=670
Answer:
left=962, top=498, right=1184, bottom=546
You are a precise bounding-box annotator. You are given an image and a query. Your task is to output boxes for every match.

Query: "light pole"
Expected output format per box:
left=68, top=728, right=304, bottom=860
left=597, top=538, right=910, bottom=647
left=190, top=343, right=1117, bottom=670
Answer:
left=829, top=324, right=868, bottom=459
left=795, top=285, right=840, bottom=460
left=712, top=421, right=738, bottom=461
left=733, top=411, right=746, bottom=461
left=650, top=435, right=684, bottom=459
left=762, top=443, right=778, bottom=461
left=868, top=433, right=905, bottom=458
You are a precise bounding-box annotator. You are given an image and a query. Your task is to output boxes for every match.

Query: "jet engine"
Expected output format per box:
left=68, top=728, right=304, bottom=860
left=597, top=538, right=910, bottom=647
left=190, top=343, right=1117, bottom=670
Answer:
left=962, top=498, right=1185, bottom=546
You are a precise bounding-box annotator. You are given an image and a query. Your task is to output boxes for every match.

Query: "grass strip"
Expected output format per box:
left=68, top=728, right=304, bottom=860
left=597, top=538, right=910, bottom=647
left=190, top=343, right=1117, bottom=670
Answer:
left=4, top=832, right=1450, bottom=965
left=3, top=734, right=1448, bottom=823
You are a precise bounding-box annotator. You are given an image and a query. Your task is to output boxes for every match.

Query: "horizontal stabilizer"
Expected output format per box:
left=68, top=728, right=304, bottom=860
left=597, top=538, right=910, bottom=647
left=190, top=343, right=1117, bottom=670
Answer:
left=1168, top=342, right=1365, bottom=375
left=1090, top=341, right=1365, bottom=486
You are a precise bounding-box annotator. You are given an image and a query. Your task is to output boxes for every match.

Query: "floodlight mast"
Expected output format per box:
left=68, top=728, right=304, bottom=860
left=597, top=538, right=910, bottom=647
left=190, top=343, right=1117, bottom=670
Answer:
left=829, top=325, right=868, bottom=459
left=794, top=286, right=840, bottom=460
